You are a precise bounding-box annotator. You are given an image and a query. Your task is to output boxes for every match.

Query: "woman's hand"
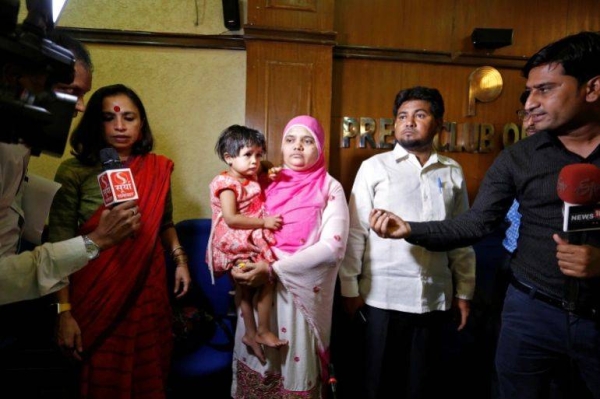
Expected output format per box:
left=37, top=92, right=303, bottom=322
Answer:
left=231, top=261, right=270, bottom=288
left=56, top=312, right=83, bottom=361
left=173, top=264, right=191, bottom=298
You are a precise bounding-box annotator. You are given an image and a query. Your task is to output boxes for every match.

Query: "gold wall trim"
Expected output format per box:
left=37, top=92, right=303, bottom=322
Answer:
left=57, top=27, right=245, bottom=50
left=335, top=45, right=528, bottom=70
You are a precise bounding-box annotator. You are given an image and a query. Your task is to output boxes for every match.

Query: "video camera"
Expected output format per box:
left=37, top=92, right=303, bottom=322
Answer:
left=0, top=0, right=76, bottom=157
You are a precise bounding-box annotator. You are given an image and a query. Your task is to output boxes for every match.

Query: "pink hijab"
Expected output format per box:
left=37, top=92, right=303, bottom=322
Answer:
left=264, top=115, right=327, bottom=253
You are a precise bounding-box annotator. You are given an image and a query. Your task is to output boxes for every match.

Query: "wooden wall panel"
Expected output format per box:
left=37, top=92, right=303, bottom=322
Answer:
left=248, top=0, right=335, bottom=31
left=330, top=0, right=600, bottom=203
left=330, top=58, right=525, bottom=204
left=452, top=0, right=569, bottom=57
left=566, top=0, right=600, bottom=33
left=264, top=60, right=313, bottom=158
left=246, top=0, right=600, bottom=202
left=245, top=41, right=334, bottom=163
left=334, top=0, right=455, bottom=51
left=335, top=0, right=599, bottom=59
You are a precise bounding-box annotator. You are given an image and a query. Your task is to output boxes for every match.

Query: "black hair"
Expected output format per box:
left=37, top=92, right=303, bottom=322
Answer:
left=393, top=86, right=445, bottom=120
left=214, top=125, right=266, bottom=163
left=522, top=31, right=600, bottom=85
left=519, top=90, right=529, bottom=106
left=70, top=84, right=153, bottom=165
left=48, top=30, right=93, bottom=72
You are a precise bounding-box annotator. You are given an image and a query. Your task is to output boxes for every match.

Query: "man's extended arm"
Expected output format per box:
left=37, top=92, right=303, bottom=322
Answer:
left=0, top=201, right=141, bottom=305
left=370, top=151, right=516, bottom=251
left=0, top=238, right=88, bottom=305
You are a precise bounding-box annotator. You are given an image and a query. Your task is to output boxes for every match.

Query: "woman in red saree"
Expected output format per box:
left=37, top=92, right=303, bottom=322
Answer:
left=48, top=84, right=191, bottom=399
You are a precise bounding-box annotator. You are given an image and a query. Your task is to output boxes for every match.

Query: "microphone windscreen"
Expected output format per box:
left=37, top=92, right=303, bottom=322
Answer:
left=99, top=147, right=122, bottom=170
left=557, top=163, right=600, bottom=205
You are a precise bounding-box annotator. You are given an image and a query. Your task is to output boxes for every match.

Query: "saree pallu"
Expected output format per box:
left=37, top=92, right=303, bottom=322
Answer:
left=72, top=154, right=174, bottom=399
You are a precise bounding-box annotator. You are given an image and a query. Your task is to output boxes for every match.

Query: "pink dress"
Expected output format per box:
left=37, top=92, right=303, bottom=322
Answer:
left=207, top=172, right=277, bottom=277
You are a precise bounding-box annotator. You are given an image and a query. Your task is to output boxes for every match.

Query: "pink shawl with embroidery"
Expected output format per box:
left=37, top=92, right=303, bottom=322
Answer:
left=265, top=116, right=347, bottom=381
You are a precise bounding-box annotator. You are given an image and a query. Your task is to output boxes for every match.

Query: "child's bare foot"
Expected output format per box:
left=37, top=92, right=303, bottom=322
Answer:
left=256, top=331, right=288, bottom=348
left=242, top=334, right=266, bottom=364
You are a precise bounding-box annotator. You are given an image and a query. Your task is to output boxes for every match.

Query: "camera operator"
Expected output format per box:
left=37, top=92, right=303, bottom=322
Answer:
left=48, top=30, right=93, bottom=117
left=0, top=28, right=141, bottom=306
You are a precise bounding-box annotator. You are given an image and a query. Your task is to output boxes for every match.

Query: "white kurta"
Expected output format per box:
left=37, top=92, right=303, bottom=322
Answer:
left=339, top=143, right=476, bottom=312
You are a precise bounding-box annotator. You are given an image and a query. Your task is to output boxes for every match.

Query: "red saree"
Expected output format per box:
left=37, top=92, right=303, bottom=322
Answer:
left=72, top=154, right=174, bottom=399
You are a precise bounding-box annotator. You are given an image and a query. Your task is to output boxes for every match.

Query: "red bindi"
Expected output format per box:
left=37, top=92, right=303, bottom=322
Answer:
left=113, top=105, right=120, bottom=112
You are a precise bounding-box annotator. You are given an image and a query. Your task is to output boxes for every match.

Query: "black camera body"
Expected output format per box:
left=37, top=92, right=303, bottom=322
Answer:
left=0, top=0, right=77, bottom=157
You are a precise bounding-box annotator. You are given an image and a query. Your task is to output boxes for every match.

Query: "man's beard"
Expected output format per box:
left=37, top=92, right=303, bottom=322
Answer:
left=398, top=137, right=430, bottom=151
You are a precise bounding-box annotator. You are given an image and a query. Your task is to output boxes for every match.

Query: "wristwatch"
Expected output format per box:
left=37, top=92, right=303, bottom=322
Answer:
left=82, top=235, right=100, bottom=260
left=55, top=303, right=72, bottom=315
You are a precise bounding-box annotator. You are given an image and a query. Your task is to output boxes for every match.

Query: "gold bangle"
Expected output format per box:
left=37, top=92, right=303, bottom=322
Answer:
left=174, top=255, right=188, bottom=265
left=170, top=246, right=184, bottom=257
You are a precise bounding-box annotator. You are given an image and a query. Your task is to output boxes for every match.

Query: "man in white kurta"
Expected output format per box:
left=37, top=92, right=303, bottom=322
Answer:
left=339, top=86, right=476, bottom=399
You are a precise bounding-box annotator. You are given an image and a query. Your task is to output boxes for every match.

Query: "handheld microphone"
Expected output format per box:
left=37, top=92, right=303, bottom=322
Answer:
left=557, top=164, right=600, bottom=237
left=97, top=147, right=138, bottom=207
left=100, top=147, right=123, bottom=170
left=556, top=163, right=600, bottom=311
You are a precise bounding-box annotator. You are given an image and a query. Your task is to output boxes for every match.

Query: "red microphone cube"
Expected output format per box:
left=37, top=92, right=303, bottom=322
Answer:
left=98, top=169, right=139, bottom=207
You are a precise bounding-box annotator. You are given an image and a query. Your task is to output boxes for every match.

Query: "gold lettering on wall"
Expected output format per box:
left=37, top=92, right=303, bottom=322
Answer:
left=467, top=66, right=503, bottom=117
left=341, top=117, right=394, bottom=149
left=341, top=117, right=527, bottom=153
left=479, top=123, right=495, bottom=152
left=503, top=123, right=521, bottom=147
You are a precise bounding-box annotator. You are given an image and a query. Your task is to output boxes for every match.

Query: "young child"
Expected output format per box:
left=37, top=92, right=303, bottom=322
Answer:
left=207, top=125, right=288, bottom=362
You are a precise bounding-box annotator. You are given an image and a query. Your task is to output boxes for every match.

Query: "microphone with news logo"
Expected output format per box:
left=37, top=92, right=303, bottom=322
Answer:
left=556, top=163, right=600, bottom=311
left=557, top=163, right=600, bottom=242
left=98, top=147, right=139, bottom=207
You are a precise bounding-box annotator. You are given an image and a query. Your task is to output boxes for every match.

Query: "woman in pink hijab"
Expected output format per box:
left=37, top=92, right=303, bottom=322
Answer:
left=231, top=115, right=349, bottom=398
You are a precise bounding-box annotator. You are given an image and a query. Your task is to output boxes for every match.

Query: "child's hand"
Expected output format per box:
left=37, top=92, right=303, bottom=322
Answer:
left=268, top=166, right=283, bottom=181
left=264, top=215, right=283, bottom=230
left=236, top=260, right=250, bottom=272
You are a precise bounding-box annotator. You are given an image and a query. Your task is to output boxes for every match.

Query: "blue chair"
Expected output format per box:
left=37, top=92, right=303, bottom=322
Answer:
left=167, top=219, right=235, bottom=399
